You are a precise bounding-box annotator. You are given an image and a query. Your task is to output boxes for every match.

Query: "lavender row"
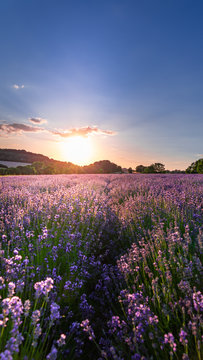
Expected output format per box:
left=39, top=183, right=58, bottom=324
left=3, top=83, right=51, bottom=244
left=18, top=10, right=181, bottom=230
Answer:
left=0, top=174, right=202, bottom=359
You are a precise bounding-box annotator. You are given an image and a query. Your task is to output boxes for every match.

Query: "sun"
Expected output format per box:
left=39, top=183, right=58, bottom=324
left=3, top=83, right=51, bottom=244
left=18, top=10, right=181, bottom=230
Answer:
left=60, top=136, right=92, bottom=165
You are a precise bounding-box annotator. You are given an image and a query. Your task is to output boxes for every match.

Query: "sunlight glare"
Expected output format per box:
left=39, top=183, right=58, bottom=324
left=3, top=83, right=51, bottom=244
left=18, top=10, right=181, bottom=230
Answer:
left=60, top=136, right=92, bottom=165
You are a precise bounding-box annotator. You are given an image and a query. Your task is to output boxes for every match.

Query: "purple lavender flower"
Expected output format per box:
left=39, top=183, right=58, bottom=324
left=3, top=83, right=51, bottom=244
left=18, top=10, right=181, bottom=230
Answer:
left=50, top=302, right=60, bottom=323
left=179, top=329, right=188, bottom=345
left=164, top=333, right=177, bottom=352
left=24, top=300, right=31, bottom=317
left=32, top=324, right=42, bottom=347
left=57, top=334, right=66, bottom=347
left=31, top=310, right=41, bottom=325
left=193, top=291, right=203, bottom=312
left=0, top=350, right=13, bottom=360
left=0, top=277, right=5, bottom=290
left=46, top=346, right=57, bottom=360
left=80, top=319, right=95, bottom=340
left=8, top=282, right=15, bottom=297
left=34, top=277, right=54, bottom=297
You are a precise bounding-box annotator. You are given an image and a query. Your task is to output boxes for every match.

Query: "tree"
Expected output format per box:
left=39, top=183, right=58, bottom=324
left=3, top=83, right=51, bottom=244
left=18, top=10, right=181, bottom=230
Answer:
left=144, top=165, right=156, bottom=173
left=136, top=165, right=146, bottom=173
left=197, top=159, right=203, bottom=173
left=186, top=159, right=203, bottom=174
left=152, top=163, right=165, bottom=173
left=128, top=167, right=133, bottom=173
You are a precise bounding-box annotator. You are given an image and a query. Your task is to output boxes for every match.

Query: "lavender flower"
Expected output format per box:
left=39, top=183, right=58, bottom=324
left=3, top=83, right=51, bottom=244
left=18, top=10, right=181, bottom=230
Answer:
left=164, top=333, right=177, bottom=352
left=193, top=291, right=203, bottom=312
left=50, top=302, right=60, bottom=323
left=179, top=329, right=188, bottom=345
left=32, top=324, right=42, bottom=347
left=0, top=350, right=13, bottom=360
left=24, top=300, right=31, bottom=317
left=80, top=319, right=95, bottom=340
left=57, top=333, right=66, bottom=347
left=46, top=346, right=57, bottom=360
left=8, top=282, right=15, bottom=297
left=34, top=277, right=54, bottom=298
left=31, top=310, right=41, bottom=325
left=0, top=277, right=5, bottom=290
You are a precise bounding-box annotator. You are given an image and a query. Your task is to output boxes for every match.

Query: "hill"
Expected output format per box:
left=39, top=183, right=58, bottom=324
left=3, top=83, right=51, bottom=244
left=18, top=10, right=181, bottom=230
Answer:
left=0, top=148, right=122, bottom=175
left=0, top=148, right=50, bottom=163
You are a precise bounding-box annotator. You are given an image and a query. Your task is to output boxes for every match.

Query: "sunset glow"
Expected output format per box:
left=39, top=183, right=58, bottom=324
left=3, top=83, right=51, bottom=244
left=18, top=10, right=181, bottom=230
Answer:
left=0, top=1, right=202, bottom=170
left=60, top=136, right=92, bottom=165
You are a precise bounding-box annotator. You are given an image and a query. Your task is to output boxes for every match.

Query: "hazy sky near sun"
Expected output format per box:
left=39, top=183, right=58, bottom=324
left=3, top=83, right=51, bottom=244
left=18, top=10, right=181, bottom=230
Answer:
left=0, top=0, right=202, bottom=169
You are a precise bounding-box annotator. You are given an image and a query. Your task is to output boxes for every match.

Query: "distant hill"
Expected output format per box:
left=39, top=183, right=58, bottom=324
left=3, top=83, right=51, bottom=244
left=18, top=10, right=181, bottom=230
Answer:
left=0, top=148, right=50, bottom=163
left=0, top=148, right=122, bottom=175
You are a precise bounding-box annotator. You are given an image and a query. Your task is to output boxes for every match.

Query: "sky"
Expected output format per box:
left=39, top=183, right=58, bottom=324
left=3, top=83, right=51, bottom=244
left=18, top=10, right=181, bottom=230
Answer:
left=0, top=0, right=202, bottom=170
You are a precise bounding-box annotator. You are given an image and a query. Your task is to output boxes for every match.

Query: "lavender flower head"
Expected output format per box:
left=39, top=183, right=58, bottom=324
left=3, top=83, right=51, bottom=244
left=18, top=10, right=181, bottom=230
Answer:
left=80, top=319, right=95, bottom=340
left=46, top=346, right=57, bottom=360
left=179, top=329, right=188, bottom=345
left=8, top=282, right=15, bottom=297
left=0, top=350, right=13, bottom=360
left=57, top=334, right=66, bottom=347
left=31, top=310, right=41, bottom=325
left=193, top=291, right=203, bottom=312
left=164, top=332, right=177, bottom=352
left=34, top=277, right=54, bottom=298
left=24, top=300, right=31, bottom=317
left=50, top=302, right=60, bottom=323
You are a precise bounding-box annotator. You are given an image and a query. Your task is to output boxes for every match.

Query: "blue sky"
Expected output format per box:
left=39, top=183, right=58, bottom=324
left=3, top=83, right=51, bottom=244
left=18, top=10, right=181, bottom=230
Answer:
left=0, top=0, right=202, bottom=169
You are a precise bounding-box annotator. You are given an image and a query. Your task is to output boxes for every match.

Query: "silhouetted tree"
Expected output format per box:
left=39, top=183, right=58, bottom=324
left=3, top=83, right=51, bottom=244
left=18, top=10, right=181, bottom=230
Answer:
left=152, top=163, right=165, bottom=173
left=136, top=165, right=146, bottom=173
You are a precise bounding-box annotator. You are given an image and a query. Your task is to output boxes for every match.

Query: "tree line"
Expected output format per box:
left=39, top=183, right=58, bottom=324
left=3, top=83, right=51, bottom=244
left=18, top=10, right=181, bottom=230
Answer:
left=135, top=159, right=203, bottom=174
left=0, top=147, right=202, bottom=175
left=135, top=163, right=184, bottom=174
left=0, top=160, right=122, bottom=175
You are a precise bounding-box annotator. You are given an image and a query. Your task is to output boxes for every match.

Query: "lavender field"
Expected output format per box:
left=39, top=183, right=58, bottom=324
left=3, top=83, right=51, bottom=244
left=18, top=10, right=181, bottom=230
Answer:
left=0, top=174, right=202, bottom=360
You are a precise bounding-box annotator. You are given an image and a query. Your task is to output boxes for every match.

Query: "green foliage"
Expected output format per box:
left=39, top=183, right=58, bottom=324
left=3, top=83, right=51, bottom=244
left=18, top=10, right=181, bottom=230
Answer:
left=83, top=160, right=122, bottom=174
left=186, top=158, right=203, bottom=174
left=144, top=164, right=156, bottom=173
left=136, top=163, right=165, bottom=173
left=152, top=162, right=166, bottom=173
left=0, top=159, right=123, bottom=176
left=136, top=165, right=146, bottom=173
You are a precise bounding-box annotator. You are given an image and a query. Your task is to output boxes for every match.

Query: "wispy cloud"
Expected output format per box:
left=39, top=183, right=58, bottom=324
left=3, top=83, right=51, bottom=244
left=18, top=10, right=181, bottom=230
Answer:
left=0, top=122, right=116, bottom=140
left=0, top=123, right=44, bottom=135
left=12, top=84, right=25, bottom=90
left=29, top=117, right=47, bottom=125
left=51, top=126, right=116, bottom=138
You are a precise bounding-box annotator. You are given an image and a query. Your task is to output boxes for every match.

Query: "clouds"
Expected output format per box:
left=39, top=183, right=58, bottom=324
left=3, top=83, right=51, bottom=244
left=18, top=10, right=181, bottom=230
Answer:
left=12, top=84, right=25, bottom=90
left=29, top=117, right=47, bottom=125
left=51, top=126, right=116, bottom=138
left=0, top=116, right=47, bottom=136
left=0, top=123, right=44, bottom=135
left=0, top=120, right=116, bottom=139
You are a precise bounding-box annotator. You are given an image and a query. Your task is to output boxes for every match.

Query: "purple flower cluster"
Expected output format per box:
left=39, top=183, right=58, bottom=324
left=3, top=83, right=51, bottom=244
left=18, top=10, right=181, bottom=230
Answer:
left=164, top=332, right=177, bottom=352
left=50, top=302, right=60, bottom=323
left=0, top=173, right=202, bottom=359
left=80, top=319, right=95, bottom=340
left=107, top=290, right=158, bottom=354
left=193, top=291, right=203, bottom=312
left=34, top=277, right=54, bottom=298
